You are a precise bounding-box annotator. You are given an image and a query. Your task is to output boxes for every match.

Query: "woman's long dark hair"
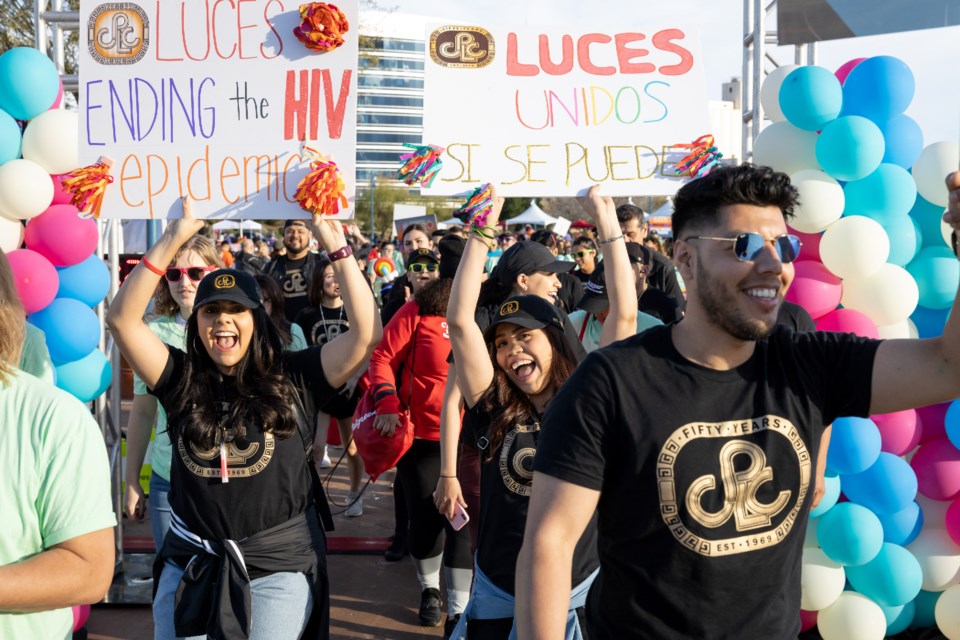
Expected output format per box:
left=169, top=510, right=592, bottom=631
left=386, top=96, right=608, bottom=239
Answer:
left=254, top=274, right=293, bottom=347
left=415, top=277, right=453, bottom=317
left=166, top=307, right=300, bottom=448
left=478, top=277, right=515, bottom=308
left=480, top=324, right=578, bottom=461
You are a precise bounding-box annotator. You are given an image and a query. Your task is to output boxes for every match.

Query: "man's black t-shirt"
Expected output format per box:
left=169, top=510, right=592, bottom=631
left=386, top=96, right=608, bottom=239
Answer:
left=648, top=253, right=685, bottom=311
left=151, top=346, right=336, bottom=543
left=534, top=325, right=880, bottom=639
left=462, top=406, right=598, bottom=595
left=280, top=255, right=311, bottom=321
left=556, top=271, right=584, bottom=314
left=777, top=300, right=817, bottom=333
left=295, top=304, right=351, bottom=347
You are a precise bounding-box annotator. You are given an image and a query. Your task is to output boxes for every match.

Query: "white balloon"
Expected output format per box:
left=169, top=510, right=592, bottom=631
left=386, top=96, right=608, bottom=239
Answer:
left=789, top=170, right=845, bottom=233
left=876, top=320, right=915, bottom=340
left=760, top=64, right=800, bottom=122
left=841, top=263, right=919, bottom=326
left=913, top=142, right=960, bottom=207
left=935, top=583, right=960, bottom=639
left=21, top=109, right=79, bottom=176
left=944, top=218, right=955, bottom=249
left=907, top=528, right=960, bottom=591
left=753, top=122, right=819, bottom=176
left=818, top=592, right=887, bottom=640
left=801, top=547, right=846, bottom=611
left=917, top=494, right=950, bottom=530
left=820, top=216, right=890, bottom=279
left=0, top=214, right=23, bottom=252
left=0, top=159, right=54, bottom=220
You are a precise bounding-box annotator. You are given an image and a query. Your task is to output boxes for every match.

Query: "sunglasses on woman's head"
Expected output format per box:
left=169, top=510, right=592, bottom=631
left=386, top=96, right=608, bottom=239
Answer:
left=686, top=233, right=802, bottom=263
left=165, top=266, right=217, bottom=282
left=408, top=262, right=439, bottom=273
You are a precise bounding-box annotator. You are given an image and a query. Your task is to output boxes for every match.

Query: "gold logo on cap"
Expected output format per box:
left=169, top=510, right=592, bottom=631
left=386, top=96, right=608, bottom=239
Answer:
left=214, top=274, right=236, bottom=289
left=500, top=300, right=520, bottom=316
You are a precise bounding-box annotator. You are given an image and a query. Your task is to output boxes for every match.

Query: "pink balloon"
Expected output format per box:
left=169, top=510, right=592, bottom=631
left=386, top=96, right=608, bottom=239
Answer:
left=800, top=609, right=817, bottom=632
left=5, top=249, right=58, bottom=314
left=23, top=204, right=97, bottom=267
left=50, top=173, right=72, bottom=205
left=72, top=604, right=90, bottom=632
left=50, top=79, right=64, bottom=110
left=835, top=57, right=867, bottom=84
left=788, top=227, right=823, bottom=264
left=947, top=499, right=960, bottom=547
left=873, top=409, right=921, bottom=456
left=911, top=438, right=960, bottom=501
left=918, top=403, right=949, bottom=444
left=784, top=261, right=842, bottom=320
left=815, top=308, right=879, bottom=338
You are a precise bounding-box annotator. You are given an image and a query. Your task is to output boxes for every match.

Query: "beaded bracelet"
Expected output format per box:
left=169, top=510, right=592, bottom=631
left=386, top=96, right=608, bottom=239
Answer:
left=598, top=233, right=625, bottom=245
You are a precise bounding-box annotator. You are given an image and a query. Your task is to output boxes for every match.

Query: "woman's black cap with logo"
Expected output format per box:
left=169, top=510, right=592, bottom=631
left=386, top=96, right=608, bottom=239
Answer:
left=194, top=269, right=263, bottom=309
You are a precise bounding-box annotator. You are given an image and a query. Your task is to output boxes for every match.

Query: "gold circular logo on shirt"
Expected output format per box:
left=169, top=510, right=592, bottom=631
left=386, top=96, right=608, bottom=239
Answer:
left=215, top=274, right=236, bottom=289
left=500, top=300, right=520, bottom=316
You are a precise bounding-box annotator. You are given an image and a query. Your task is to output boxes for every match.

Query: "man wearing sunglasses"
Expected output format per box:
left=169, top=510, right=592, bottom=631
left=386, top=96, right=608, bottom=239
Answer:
left=519, top=164, right=960, bottom=640
left=263, top=219, right=322, bottom=322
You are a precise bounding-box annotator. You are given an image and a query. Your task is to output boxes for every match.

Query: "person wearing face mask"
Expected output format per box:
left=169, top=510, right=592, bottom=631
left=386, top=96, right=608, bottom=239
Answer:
left=124, top=236, right=222, bottom=552
left=264, top=219, right=322, bottom=322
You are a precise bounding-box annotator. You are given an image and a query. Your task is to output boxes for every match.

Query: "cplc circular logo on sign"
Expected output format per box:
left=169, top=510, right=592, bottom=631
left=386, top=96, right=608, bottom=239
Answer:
left=88, top=3, right=149, bottom=65
left=429, top=26, right=495, bottom=68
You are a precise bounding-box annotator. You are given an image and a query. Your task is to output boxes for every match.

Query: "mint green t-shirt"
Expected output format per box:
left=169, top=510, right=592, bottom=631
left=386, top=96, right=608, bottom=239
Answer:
left=19, top=324, right=55, bottom=385
left=568, top=309, right=663, bottom=353
left=0, top=368, right=116, bottom=640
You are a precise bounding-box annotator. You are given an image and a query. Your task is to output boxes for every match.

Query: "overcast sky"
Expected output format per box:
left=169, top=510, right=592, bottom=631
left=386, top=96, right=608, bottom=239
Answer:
left=387, top=0, right=960, bottom=146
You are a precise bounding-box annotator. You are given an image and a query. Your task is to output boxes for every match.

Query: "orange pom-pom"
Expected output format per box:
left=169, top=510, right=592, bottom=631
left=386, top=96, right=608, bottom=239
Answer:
left=294, top=152, right=348, bottom=216
left=61, top=157, right=114, bottom=219
left=293, top=3, right=349, bottom=52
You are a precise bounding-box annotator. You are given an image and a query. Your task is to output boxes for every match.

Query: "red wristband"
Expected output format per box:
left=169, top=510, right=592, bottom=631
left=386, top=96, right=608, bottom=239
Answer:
left=141, top=257, right=165, bottom=276
left=328, top=244, right=353, bottom=262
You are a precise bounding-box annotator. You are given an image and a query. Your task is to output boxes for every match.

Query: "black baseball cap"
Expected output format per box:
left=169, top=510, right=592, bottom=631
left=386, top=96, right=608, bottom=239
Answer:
left=576, top=263, right=609, bottom=315
left=194, top=269, right=263, bottom=309
left=493, top=241, right=573, bottom=286
left=405, top=248, right=440, bottom=268
left=626, top=242, right=653, bottom=266
left=284, top=219, right=310, bottom=230
left=483, top=295, right=564, bottom=341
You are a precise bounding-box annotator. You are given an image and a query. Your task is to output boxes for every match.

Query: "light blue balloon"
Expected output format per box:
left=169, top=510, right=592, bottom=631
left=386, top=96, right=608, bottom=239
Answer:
left=909, top=590, right=940, bottom=629
left=911, top=305, right=949, bottom=338
left=55, top=348, right=112, bottom=403
left=842, top=164, right=917, bottom=226
left=882, top=600, right=914, bottom=635
left=55, top=255, right=110, bottom=307
left=841, top=452, right=917, bottom=515
left=0, top=108, right=21, bottom=165
left=846, top=543, right=922, bottom=606
left=946, top=400, right=960, bottom=450
left=842, top=56, right=915, bottom=124
left=878, top=114, right=923, bottom=170
left=908, top=195, right=948, bottom=249
left=881, top=215, right=921, bottom=267
left=816, top=116, right=885, bottom=182
left=810, top=474, right=841, bottom=518
left=877, top=501, right=923, bottom=546
left=817, top=502, right=884, bottom=566
left=906, top=246, right=959, bottom=310
left=827, top=417, right=882, bottom=476
left=27, top=298, right=100, bottom=364
left=0, top=47, right=60, bottom=121
left=778, top=66, right=842, bottom=131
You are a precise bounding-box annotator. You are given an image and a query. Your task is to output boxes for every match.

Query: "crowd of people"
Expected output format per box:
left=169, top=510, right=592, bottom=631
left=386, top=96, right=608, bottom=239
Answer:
left=2, top=164, right=960, bottom=640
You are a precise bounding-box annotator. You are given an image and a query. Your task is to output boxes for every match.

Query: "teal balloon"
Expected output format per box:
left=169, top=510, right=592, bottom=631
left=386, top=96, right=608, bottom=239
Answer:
left=881, top=215, right=921, bottom=267
left=0, top=47, right=60, bottom=121
left=816, top=116, right=885, bottom=182
left=846, top=543, right=922, bottom=606
left=877, top=501, right=923, bottom=546
left=909, top=590, right=940, bottom=629
left=54, top=349, right=112, bottom=403
left=810, top=473, right=841, bottom=518
left=841, top=452, right=917, bottom=515
left=908, top=195, right=948, bottom=249
left=27, top=298, right=100, bottom=364
left=817, top=502, right=884, bottom=566
left=842, top=164, right=917, bottom=226
left=55, top=255, right=110, bottom=307
left=911, top=305, right=949, bottom=338
left=778, top=66, right=842, bottom=131
left=842, top=56, right=915, bottom=124
left=0, top=108, right=21, bottom=165
left=883, top=601, right=914, bottom=635
left=906, top=246, right=959, bottom=310
left=827, top=417, right=881, bottom=476
left=878, top=114, right=923, bottom=170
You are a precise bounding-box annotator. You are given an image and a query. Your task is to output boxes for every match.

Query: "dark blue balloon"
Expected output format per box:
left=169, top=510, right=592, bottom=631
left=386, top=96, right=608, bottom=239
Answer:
left=876, top=501, right=923, bottom=546
left=827, top=417, right=882, bottom=475
left=911, top=305, right=949, bottom=338
left=842, top=56, right=915, bottom=124
left=56, top=255, right=110, bottom=307
left=878, top=114, right=923, bottom=170
left=841, top=452, right=917, bottom=515
left=27, top=298, right=100, bottom=364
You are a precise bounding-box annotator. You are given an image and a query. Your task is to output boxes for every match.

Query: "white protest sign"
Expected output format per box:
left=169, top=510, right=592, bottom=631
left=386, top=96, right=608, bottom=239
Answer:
left=552, top=216, right=572, bottom=237
left=422, top=24, right=709, bottom=197
left=393, top=203, right=427, bottom=221
left=78, top=0, right=358, bottom=219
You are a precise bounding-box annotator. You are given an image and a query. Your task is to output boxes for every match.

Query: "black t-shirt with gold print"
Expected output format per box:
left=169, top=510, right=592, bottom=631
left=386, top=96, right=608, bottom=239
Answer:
left=152, top=346, right=336, bottom=542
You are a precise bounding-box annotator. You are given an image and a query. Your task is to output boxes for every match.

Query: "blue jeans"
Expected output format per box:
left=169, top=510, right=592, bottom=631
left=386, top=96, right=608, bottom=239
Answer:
left=149, top=473, right=172, bottom=553
left=153, top=560, right=313, bottom=640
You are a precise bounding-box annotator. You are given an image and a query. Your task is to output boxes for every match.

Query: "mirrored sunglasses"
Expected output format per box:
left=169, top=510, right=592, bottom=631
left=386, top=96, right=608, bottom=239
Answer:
left=408, top=262, right=439, bottom=273
left=688, top=233, right=802, bottom=263
left=165, top=266, right=216, bottom=282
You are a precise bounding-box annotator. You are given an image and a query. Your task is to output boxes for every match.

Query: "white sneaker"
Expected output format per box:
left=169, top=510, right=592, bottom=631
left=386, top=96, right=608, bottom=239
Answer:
left=319, top=447, right=331, bottom=468
left=345, top=492, right=363, bottom=517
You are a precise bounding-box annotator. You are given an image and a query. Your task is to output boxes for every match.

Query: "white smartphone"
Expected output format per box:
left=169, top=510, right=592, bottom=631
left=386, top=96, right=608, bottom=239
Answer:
left=446, top=503, right=470, bottom=531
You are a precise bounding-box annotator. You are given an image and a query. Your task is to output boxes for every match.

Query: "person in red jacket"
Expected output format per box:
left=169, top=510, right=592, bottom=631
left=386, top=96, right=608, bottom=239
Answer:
left=367, top=237, right=473, bottom=636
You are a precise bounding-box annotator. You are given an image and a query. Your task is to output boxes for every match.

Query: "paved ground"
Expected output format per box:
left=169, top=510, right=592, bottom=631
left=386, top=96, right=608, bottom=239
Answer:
left=87, top=446, right=449, bottom=639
